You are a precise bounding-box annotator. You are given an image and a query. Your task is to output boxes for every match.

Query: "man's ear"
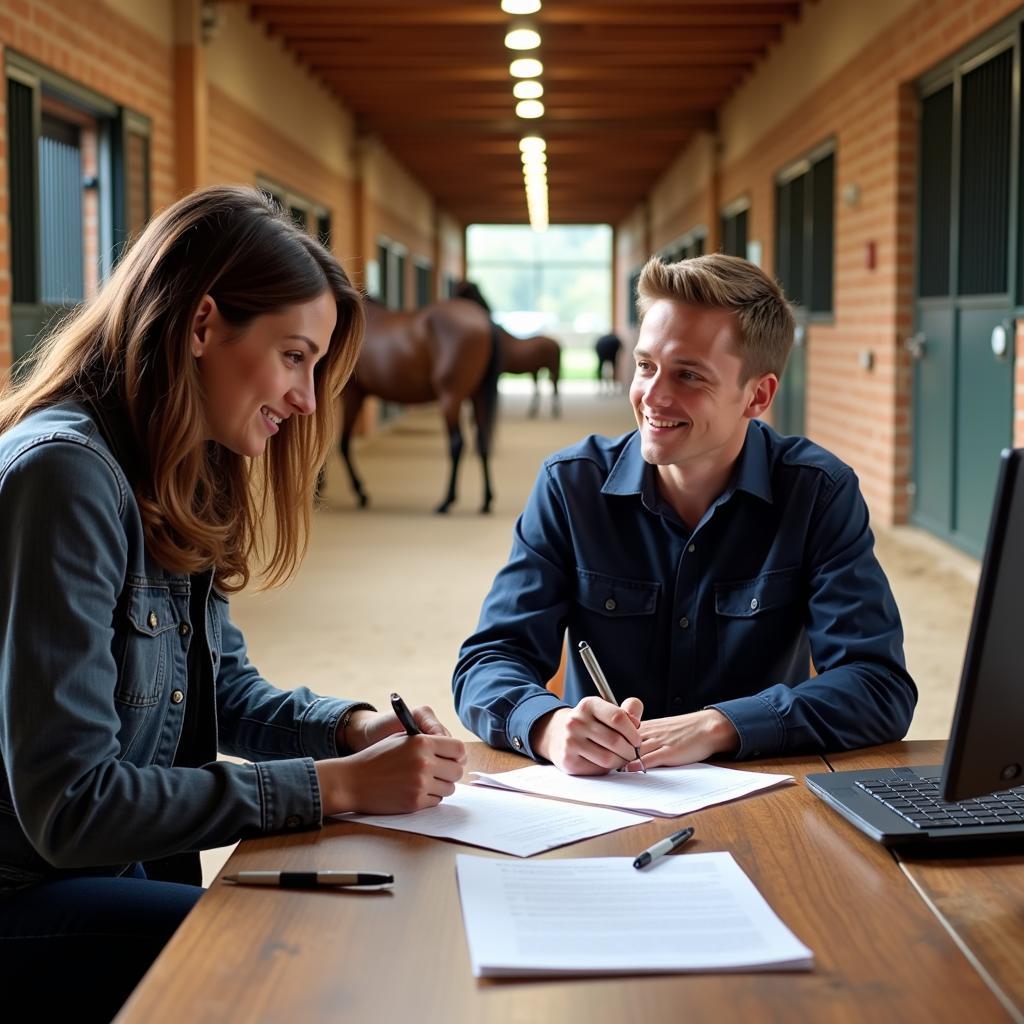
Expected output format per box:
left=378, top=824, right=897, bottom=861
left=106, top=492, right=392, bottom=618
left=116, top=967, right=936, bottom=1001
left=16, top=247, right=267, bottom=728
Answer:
left=743, top=373, right=778, bottom=420
left=190, top=295, right=218, bottom=358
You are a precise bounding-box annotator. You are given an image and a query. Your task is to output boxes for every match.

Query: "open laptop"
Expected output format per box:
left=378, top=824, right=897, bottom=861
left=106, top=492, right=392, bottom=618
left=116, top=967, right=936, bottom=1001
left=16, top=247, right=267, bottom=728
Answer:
left=806, top=448, right=1024, bottom=848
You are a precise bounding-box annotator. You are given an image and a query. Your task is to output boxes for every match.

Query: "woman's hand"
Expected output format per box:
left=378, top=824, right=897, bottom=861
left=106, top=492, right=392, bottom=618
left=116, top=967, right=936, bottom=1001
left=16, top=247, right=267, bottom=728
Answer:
left=316, top=731, right=467, bottom=816
left=342, top=704, right=452, bottom=753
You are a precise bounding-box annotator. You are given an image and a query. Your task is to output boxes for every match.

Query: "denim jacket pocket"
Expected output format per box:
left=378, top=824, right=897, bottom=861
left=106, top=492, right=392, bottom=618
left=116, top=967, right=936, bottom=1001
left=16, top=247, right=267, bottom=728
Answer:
left=577, top=569, right=660, bottom=617
left=115, top=583, right=177, bottom=708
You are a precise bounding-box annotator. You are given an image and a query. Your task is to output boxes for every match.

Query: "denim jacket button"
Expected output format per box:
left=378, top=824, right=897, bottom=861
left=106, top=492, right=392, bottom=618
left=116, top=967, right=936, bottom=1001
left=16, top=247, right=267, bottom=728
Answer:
left=512, top=736, right=523, bottom=750
left=604, top=598, right=616, bottom=611
left=179, top=622, right=190, bottom=636
left=170, top=689, right=185, bottom=704
left=286, top=815, right=302, bottom=828
left=148, top=611, right=158, bottom=629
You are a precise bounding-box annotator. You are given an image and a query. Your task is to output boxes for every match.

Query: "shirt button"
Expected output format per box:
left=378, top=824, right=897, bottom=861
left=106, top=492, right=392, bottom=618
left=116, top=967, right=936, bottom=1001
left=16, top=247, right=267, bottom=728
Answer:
left=688, top=544, right=695, bottom=553
left=604, top=598, right=616, bottom=611
left=512, top=736, right=523, bottom=750
left=286, top=815, right=302, bottom=828
left=148, top=611, right=158, bottom=629
left=679, top=617, right=689, bottom=629
left=179, top=622, right=190, bottom=636
left=750, top=598, right=759, bottom=611
left=170, top=689, right=184, bottom=704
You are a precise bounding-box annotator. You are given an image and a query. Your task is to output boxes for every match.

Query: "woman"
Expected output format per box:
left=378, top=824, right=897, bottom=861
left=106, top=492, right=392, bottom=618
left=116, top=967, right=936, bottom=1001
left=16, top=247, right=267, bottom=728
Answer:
left=0, top=186, right=465, bottom=1019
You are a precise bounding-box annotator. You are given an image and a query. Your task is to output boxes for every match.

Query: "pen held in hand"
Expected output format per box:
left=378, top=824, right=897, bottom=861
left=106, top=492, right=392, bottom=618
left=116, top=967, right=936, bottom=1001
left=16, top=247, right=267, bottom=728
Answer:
left=224, top=870, right=394, bottom=889
left=577, top=641, right=647, bottom=773
left=633, top=826, right=695, bottom=869
left=390, top=692, right=422, bottom=736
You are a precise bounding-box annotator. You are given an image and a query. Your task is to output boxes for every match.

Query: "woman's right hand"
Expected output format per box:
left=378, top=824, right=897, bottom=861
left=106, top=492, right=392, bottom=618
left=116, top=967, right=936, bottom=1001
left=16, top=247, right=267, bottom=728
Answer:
left=315, top=732, right=466, bottom=816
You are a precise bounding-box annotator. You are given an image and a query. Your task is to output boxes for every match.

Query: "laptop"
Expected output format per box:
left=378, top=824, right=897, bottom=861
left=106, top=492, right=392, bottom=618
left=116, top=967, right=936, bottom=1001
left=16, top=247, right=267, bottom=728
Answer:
left=806, top=448, right=1024, bottom=848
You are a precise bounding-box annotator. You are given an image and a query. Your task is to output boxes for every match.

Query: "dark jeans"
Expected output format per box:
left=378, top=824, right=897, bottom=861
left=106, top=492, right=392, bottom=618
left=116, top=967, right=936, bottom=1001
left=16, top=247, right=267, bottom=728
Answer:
left=0, top=864, right=202, bottom=1022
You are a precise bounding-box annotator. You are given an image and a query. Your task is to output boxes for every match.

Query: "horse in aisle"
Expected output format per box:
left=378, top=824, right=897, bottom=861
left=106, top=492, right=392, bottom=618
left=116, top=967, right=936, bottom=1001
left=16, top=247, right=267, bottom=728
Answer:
left=339, top=298, right=500, bottom=514
left=454, top=281, right=562, bottom=418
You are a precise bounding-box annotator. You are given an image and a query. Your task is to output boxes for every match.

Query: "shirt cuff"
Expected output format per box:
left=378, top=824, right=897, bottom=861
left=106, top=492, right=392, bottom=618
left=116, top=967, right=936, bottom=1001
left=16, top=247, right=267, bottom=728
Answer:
left=299, top=697, right=375, bottom=758
left=706, top=695, right=785, bottom=759
left=254, top=757, right=323, bottom=830
left=507, top=690, right=569, bottom=761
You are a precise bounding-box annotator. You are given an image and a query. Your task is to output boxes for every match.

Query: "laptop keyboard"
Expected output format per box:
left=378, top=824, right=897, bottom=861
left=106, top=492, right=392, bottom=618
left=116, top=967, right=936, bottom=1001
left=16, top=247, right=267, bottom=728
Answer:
left=855, top=775, right=1024, bottom=829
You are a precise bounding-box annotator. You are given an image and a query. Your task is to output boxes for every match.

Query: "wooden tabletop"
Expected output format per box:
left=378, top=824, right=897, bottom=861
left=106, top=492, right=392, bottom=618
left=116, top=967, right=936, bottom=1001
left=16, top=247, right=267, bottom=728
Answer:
left=116, top=742, right=1017, bottom=1023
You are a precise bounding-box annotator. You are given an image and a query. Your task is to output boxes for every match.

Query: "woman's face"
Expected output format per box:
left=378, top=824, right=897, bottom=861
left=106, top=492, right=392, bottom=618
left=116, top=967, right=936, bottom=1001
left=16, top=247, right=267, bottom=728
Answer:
left=191, top=291, right=336, bottom=457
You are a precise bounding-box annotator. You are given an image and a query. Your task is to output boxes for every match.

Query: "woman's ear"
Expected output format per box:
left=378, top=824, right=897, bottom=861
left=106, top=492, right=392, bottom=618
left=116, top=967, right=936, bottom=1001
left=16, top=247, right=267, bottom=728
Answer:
left=191, top=295, right=219, bottom=358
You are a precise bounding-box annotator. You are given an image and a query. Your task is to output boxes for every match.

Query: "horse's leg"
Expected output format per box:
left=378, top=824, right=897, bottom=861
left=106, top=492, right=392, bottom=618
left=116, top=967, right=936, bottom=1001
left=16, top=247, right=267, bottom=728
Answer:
left=435, top=393, right=464, bottom=514
left=471, top=392, right=494, bottom=514
left=339, top=388, right=370, bottom=508
left=527, top=370, right=540, bottom=418
left=550, top=355, right=561, bottom=418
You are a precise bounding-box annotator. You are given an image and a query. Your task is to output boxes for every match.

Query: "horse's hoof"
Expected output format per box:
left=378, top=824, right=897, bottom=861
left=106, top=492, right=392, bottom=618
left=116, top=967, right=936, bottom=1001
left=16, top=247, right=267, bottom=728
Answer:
left=358, top=494, right=369, bottom=509
left=480, top=503, right=492, bottom=514
left=434, top=502, right=452, bottom=515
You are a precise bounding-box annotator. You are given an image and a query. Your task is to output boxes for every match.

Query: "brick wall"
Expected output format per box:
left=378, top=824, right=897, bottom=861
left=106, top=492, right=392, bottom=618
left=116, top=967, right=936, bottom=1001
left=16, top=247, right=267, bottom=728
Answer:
left=206, top=85, right=357, bottom=277
left=0, top=0, right=176, bottom=379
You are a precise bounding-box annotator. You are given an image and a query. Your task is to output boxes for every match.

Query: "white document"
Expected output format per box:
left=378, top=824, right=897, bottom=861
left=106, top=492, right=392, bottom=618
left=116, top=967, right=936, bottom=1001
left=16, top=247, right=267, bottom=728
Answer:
left=334, top=783, right=650, bottom=857
left=456, top=852, right=813, bottom=976
left=471, top=762, right=793, bottom=817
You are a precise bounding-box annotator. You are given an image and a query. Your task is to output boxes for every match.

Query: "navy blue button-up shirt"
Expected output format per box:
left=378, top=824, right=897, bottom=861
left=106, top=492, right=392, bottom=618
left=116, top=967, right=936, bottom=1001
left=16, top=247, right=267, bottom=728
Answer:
left=453, top=421, right=917, bottom=761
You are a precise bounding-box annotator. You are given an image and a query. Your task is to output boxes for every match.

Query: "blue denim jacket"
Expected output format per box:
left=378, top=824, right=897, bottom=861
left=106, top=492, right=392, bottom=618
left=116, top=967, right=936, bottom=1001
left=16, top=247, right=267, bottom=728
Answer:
left=0, top=402, right=362, bottom=891
left=453, top=423, right=917, bottom=760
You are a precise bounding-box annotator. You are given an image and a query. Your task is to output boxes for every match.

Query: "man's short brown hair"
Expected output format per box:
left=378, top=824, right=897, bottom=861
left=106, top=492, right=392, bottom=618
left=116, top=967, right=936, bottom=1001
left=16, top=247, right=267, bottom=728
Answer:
left=636, top=253, right=795, bottom=380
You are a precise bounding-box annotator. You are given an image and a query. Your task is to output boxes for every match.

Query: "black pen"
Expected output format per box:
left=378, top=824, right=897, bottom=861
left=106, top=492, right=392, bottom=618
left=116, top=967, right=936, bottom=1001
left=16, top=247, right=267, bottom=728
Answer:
left=390, top=692, right=421, bottom=736
left=223, top=870, right=394, bottom=889
left=632, top=827, right=695, bottom=869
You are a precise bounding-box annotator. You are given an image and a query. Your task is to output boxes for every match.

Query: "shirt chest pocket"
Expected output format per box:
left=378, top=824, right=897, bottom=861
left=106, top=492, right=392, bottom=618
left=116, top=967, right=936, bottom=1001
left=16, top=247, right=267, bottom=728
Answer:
left=114, top=585, right=178, bottom=708
left=577, top=569, right=660, bottom=617
left=714, top=568, right=801, bottom=619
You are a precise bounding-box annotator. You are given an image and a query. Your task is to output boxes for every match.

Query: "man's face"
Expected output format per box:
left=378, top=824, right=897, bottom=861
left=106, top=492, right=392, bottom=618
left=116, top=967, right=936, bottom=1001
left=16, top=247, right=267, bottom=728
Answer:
left=629, top=299, right=767, bottom=475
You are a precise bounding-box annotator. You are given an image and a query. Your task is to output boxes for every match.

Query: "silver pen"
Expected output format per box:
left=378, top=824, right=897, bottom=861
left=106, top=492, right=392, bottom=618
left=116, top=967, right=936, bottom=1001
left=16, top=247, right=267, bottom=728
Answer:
left=577, top=640, right=647, bottom=772
left=223, top=870, right=394, bottom=889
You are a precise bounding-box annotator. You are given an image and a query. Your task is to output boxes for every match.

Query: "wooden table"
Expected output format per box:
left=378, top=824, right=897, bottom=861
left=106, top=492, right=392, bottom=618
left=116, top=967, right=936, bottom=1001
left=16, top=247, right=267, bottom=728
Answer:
left=116, top=742, right=1022, bottom=1023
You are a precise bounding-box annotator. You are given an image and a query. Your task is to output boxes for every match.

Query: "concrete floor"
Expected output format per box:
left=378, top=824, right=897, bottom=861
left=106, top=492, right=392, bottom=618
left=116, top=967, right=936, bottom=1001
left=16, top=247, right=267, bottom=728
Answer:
left=202, top=380, right=979, bottom=881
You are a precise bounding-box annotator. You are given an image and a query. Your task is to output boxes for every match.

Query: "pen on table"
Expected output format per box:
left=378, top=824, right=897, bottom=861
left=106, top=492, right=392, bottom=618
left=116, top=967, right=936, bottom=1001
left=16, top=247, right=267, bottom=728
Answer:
left=223, top=871, right=394, bottom=889
left=390, top=692, right=421, bottom=736
left=577, top=641, right=647, bottom=773
left=632, top=827, right=695, bottom=870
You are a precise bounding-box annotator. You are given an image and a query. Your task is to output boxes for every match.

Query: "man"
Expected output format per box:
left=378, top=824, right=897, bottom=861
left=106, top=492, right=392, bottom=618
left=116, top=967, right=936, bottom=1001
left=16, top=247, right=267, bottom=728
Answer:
left=452, top=253, right=916, bottom=775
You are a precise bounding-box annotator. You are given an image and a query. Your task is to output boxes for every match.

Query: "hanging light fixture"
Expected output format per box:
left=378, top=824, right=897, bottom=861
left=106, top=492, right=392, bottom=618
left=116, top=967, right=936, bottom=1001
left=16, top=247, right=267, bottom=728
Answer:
left=501, top=0, right=541, bottom=13
left=509, top=57, right=543, bottom=78
left=516, top=99, right=545, bottom=119
left=504, top=26, right=541, bottom=50
left=513, top=80, right=544, bottom=100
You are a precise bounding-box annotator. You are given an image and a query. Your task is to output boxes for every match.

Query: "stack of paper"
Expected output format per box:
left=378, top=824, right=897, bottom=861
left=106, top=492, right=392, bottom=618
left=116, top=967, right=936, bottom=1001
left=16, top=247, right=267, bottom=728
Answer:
left=335, top=783, right=650, bottom=857
left=471, top=762, right=794, bottom=817
left=456, top=852, right=813, bottom=976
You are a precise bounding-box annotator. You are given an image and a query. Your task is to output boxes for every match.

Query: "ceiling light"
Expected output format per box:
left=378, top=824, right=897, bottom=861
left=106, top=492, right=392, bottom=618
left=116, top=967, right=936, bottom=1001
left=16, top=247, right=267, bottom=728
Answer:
left=516, top=99, right=545, bottom=119
left=501, top=0, right=541, bottom=13
left=518, top=135, right=546, bottom=153
left=513, top=80, right=544, bottom=100
left=505, top=27, right=541, bottom=50
left=510, top=57, right=543, bottom=78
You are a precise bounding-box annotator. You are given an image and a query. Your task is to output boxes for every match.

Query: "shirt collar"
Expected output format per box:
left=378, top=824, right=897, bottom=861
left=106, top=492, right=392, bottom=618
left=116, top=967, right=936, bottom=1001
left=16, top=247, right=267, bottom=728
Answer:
left=601, top=422, right=774, bottom=508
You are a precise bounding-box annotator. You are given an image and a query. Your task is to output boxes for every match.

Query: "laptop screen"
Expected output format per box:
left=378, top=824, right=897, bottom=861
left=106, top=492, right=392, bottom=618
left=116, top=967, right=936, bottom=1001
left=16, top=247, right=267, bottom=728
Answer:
left=941, top=448, right=1024, bottom=801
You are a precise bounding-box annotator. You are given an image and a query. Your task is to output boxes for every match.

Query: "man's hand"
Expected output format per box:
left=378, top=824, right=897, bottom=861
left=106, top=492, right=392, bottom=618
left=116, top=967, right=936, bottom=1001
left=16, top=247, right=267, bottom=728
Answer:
left=626, top=709, right=739, bottom=770
left=341, top=704, right=452, bottom=753
left=530, top=695, right=645, bottom=775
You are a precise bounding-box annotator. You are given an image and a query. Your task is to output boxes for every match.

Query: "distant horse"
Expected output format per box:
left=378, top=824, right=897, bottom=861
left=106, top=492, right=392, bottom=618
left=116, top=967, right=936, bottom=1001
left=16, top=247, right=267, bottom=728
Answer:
left=339, top=298, right=500, bottom=514
left=454, top=281, right=561, bottom=418
left=595, top=332, right=623, bottom=393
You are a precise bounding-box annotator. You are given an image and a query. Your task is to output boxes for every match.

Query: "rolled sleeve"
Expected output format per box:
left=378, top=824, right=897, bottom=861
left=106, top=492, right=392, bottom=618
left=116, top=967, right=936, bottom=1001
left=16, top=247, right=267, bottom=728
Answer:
left=255, top=757, right=323, bottom=830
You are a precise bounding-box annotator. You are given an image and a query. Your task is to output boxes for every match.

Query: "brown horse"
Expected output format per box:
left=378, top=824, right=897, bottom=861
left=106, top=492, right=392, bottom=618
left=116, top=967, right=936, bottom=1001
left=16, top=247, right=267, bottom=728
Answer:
left=340, top=298, right=499, bottom=514
left=454, top=281, right=561, bottom=418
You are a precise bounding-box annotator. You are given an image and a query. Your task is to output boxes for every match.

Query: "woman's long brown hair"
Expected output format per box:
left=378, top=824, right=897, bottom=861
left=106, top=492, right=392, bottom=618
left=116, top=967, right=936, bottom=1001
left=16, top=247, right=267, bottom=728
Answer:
left=0, top=186, right=364, bottom=592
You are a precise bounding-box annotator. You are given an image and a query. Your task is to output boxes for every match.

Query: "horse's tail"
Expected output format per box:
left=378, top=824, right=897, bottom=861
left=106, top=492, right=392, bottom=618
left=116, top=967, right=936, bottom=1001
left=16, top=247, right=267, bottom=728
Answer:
left=477, top=321, right=502, bottom=450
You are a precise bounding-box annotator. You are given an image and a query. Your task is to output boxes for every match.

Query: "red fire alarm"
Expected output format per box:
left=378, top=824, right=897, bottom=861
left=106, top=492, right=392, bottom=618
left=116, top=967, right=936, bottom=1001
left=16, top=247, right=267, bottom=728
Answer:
left=866, top=240, right=877, bottom=270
